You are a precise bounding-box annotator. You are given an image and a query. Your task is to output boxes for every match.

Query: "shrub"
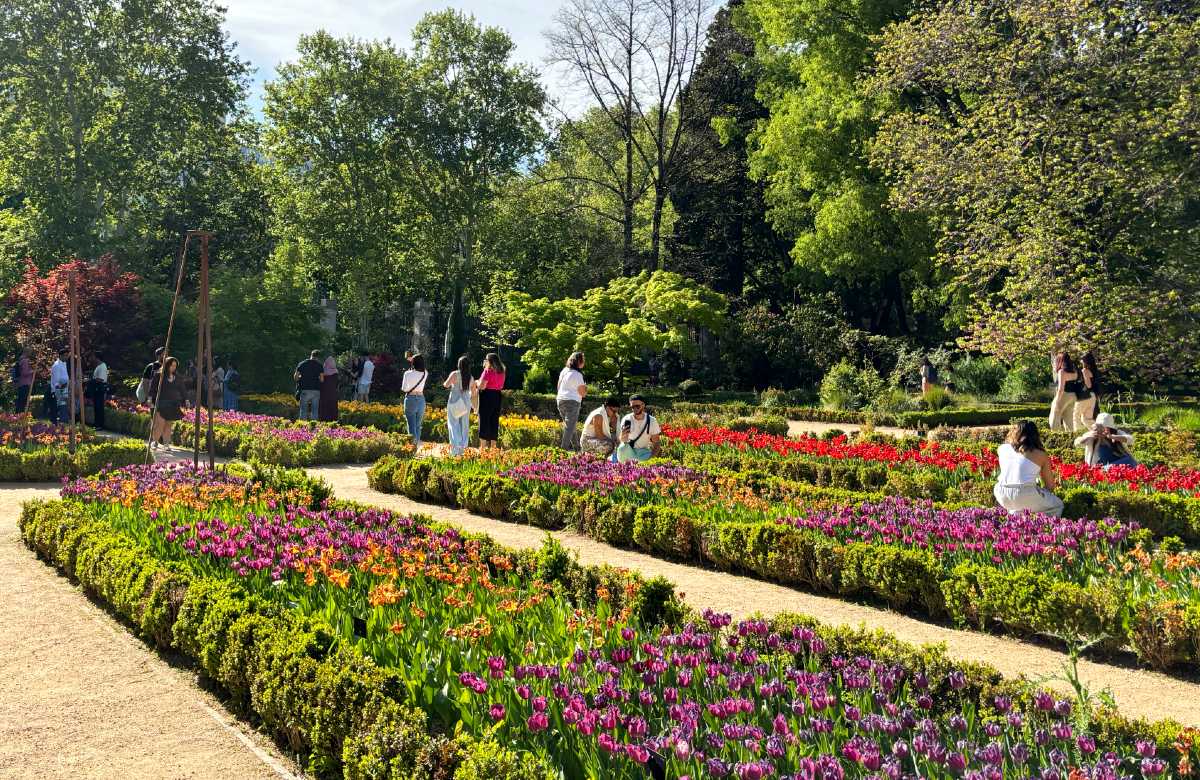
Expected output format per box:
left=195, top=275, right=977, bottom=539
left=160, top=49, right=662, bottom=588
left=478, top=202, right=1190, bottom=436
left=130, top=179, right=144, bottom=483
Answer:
left=952, top=355, right=1007, bottom=397
left=677, top=378, right=703, bottom=397
left=522, top=364, right=553, bottom=393
left=919, top=385, right=953, bottom=411
left=819, top=360, right=887, bottom=411
left=999, top=359, right=1050, bottom=402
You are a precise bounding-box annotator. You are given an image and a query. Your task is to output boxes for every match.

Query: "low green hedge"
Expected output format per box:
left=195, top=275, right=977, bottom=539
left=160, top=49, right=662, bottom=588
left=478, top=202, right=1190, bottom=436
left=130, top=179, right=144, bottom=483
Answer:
left=670, top=401, right=1053, bottom=428
left=368, top=456, right=1200, bottom=672
left=19, top=496, right=1200, bottom=771
left=0, top=439, right=145, bottom=481
left=18, top=499, right=553, bottom=780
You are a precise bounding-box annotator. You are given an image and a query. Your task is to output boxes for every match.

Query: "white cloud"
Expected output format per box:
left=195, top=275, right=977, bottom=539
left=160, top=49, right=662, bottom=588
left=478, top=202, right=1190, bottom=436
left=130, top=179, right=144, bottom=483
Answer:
left=221, top=0, right=562, bottom=110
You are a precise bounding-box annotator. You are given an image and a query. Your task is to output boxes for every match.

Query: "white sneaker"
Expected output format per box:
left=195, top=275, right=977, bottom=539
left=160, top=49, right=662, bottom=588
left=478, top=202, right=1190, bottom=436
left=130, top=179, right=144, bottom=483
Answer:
left=151, top=442, right=159, bottom=450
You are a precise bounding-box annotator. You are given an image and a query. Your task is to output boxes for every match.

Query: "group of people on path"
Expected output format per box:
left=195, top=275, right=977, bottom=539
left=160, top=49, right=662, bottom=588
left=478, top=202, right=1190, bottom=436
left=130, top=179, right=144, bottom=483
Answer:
left=8, top=346, right=113, bottom=428
left=555, top=351, right=662, bottom=462
left=137, top=349, right=240, bottom=449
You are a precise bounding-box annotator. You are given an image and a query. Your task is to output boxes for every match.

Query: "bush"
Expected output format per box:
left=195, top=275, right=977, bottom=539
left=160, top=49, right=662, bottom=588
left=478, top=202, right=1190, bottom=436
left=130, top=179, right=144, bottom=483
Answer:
left=819, top=360, right=887, bottom=411
left=952, top=355, right=1007, bottom=397
left=919, top=385, right=953, bottom=411
left=999, top=359, right=1050, bottom=402
left=522, top=364, right=553, bottom=394
left=677, top=378, right=703, bottom=397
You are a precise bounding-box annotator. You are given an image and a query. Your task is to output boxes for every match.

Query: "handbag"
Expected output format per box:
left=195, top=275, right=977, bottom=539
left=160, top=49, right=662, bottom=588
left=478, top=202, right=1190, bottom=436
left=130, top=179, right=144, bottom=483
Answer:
left=448, top=395, right=471, bottom=419
left=135, top=377, right=149, bottom=403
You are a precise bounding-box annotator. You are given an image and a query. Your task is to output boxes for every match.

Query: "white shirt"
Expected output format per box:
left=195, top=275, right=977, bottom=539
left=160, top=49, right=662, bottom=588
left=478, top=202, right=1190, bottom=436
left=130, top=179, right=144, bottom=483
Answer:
left=50, top=359, right=68, bottom=388
left=619, top=412, right=661, bottom=450
left=583, top=406, right=613, bottom=439
left=997, top=443, right=1041, bottom=486
left=556, top=367, right=585, bottom=402
left=92, top=362, right=108, bottom=382
left=401, top=369, right=427, bottom=395
left=359, top=359, right=375, bottom=384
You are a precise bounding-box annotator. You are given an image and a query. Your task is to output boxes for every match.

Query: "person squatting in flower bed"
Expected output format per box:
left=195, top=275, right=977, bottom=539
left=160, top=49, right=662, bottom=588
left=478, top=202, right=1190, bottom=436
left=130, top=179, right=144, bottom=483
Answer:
left=54, top=463, right=1194, bottom=779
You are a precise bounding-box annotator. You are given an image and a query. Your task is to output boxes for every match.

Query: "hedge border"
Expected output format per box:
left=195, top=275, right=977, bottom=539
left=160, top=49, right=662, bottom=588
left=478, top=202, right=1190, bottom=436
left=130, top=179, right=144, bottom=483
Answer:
left=369, top=456, right=1200, bottom=673
left=18, top=496, right=1200, bottom=773
left=0, top=439, right=145, bottom=481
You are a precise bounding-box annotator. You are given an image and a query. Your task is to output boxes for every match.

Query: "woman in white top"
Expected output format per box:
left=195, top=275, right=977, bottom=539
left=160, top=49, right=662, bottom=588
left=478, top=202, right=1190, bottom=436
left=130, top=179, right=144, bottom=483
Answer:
left=442, top=355, right=478, bottom=457
left=402, top=353, right=429, bottom=450
left=1048, top=352, right=1079, bottom=431
left=580, top=397, right=621, bottom=457
left=555, top=351, right=587, bottom=451
left=993, top=421, right=1063, bottom=516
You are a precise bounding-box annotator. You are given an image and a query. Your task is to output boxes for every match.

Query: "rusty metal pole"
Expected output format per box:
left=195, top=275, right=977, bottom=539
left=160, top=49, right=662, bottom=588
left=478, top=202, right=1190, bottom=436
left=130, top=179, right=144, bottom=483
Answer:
left=67, top=271, right=78, bottom=453
left=200, top=233, right=215, bottom=469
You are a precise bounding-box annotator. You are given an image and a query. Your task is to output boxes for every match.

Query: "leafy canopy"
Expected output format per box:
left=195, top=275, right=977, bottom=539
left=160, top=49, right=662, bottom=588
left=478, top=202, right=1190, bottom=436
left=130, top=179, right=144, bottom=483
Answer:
left=493, top=271, right=727, bottom=387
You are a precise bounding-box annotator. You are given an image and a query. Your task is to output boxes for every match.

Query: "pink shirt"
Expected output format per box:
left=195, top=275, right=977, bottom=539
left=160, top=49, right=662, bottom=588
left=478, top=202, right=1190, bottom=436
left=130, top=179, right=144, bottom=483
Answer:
left=479, top=368, right=506, bottom=391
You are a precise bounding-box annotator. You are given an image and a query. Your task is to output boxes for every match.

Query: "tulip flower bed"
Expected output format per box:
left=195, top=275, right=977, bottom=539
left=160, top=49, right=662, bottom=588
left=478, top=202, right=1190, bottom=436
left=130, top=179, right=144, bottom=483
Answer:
left=239, top=392, right=563, bottom=449
left=0, top=413, right=145, bottom=481
left=102, top=401, right=412, bottom=466
left=370, top=453, right=1200, bottom=671
left=664, top=426, right=1200, bottom=500
left=21, top=464, right=1200, bottom=778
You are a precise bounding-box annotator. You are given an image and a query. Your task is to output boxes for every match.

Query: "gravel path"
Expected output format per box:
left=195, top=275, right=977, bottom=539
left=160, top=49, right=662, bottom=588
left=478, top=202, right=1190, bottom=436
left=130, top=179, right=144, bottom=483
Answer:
left=308, top=464, right=1200, bottom=727
left=0, top=483, right=301, bottom=780
left=787, top=420, right=913, bottom=438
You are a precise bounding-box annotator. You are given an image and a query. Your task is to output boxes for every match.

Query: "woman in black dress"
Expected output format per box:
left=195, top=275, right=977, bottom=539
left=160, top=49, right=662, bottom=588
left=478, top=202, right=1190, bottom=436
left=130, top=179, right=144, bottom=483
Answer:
left=476, top=352, right=506, bottom=449
left=149, top=357, right=186, bottom=449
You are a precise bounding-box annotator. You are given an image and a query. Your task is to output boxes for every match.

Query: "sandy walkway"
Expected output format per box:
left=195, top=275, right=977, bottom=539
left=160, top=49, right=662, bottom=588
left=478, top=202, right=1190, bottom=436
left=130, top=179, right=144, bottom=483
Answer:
left=787, top=419, right=913, bottom=438
left=309, top=464, right=1200, bottom=727
left=0, top=483, right=301, bottom=780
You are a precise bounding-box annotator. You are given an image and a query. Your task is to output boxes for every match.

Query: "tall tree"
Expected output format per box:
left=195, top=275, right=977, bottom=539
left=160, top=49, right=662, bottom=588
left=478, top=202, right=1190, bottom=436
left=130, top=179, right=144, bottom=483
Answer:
left=0, top=0, right=250, bottom=274
left=668, top=0, right=789, bottom=299
left=547, top=0, right=715, bottom=271
left=741, top=0, right=932, bottom=333
left=870, top=0, right=1200, bottom=378
left=263, top=32, right=416, bottom=345
left=387, top=10, right=545, bottom=361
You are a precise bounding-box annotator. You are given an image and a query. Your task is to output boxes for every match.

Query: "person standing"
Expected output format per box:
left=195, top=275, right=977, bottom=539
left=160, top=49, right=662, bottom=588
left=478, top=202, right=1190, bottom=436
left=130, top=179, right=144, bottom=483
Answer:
left=89, top=355, right=108, bottom=429
left=222, top=359, right=240, bottom=411
left=210, top=359, right=224, bottom=410
left=1072, top=351, right=1101, bottom=432
left=402, top=354, right=429, bottom=450
left=993, top=421, right=1063, bottom=516
left=294, top=350, right=323, bottom=421
left=49, top=350, right=69, bottom=425
left=138, top=347, right=165, bottom=404
left=13, top=349, right=33, bottom=414
left=477, top=352, right=506, bottom=449
left=319, top=353, right=339, bottom=421
left=1048, top=352, right=1079, bottom=431
left=581, top=397, right=621, bottom=458
left=356, top=353, right=375, bottom=402
left=556, top=352, right=587, bottom=451
left=616, top=395, right=662, bottom=462
left=919, top=357, right=939, bottom=394
left=443, top=355, right=478, bottom=457
left=149, top=357, right=185, bottom=450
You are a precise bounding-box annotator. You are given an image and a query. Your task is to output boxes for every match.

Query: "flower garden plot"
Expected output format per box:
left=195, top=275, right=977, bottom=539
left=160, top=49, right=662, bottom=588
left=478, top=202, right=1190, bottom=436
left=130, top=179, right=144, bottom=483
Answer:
left=370, top=453, right=1200, bottom=671
left=103, top=400, right=412, bottom=465
left=27, top=463, right=1200, bottom=779
left=0, top=412, right=144, bottom=481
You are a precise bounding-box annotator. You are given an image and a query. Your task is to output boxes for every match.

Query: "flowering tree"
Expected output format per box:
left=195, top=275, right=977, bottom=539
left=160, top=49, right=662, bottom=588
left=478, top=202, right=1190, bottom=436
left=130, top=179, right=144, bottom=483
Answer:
left=2, top=255, right=148, bottom=374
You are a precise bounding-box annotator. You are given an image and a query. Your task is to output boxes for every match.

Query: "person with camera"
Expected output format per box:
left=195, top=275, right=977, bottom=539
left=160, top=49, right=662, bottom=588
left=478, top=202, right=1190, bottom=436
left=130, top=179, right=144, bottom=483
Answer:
left=1074, top=412, right=1136, bottom=467
left=616, top=394, right=661, bottom=463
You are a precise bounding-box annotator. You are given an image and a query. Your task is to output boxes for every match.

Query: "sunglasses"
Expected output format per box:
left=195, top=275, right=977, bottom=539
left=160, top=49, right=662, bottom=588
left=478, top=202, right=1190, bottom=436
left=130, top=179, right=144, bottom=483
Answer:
left=631, top=403, right=645, bottom=411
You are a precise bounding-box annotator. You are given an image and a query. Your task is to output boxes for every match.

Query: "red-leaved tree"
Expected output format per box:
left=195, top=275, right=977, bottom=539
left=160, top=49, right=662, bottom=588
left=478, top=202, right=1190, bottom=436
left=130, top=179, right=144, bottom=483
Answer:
left=3, top=255, right=148, bottom=378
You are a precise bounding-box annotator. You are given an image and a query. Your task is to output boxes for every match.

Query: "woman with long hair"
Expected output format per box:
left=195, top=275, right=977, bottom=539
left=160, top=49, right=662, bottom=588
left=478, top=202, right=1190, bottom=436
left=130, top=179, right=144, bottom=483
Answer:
left=1073, top=351, right=1100, bottom=432
left=1048, top=352, right=1079, bottom=431
left=402, top=353, right=429, bottom=450
left=443, top=355, right=478, bottom=457
left=477, top=352, right=506, bottom=449
left=994, top=420, right=1063, bottom=516
left=149, top=357, right=185, bottom=450
left=318, top=353, right=339, bottom=422
left=556, top=351, right=587, bottom=451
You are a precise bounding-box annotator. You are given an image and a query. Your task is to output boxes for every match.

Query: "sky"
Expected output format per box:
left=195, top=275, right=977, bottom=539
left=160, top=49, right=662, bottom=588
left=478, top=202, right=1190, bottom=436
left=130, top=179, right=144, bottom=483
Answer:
left=222, top=0, right=567, bottom=113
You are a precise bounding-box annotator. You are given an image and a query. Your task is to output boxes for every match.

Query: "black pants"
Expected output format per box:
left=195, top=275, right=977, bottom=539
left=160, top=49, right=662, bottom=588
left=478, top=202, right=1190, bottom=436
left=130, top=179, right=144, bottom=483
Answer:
left=92, top=394, right=105, bottom=429
left=15, top=384, right=30, bottom=414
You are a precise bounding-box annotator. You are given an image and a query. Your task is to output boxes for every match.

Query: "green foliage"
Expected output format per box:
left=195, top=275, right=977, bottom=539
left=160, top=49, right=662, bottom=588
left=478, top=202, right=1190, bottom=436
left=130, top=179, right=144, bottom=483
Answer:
left=495, top=270, right=727, bottom=390
left=999, top=360, right=1051, bottom=403
left=951, top=356, right=1007, bottom=398
left=0, top=439, right=144, bottom=482
left=721, top=296, right=850, bottom=390
left=870, top=0, right=1200, bottom=378
left=819, top=360, right=886, bottom=411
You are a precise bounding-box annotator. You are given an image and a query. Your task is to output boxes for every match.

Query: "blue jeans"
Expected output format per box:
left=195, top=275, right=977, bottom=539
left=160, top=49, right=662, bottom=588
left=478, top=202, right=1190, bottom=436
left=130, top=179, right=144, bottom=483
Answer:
left=223, top=389, right=238, bottom=410
left=299, top=390, right=319, bottom=420
left=404, top=395, right=426, bottom=448
left=447, top=410, right=470, bottom=456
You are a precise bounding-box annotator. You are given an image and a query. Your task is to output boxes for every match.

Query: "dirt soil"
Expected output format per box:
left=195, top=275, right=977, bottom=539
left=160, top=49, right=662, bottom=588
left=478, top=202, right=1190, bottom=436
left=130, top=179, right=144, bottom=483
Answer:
left=308, top=465, right=1200, bottom=728
left=0, top=483, right=301, bottom=780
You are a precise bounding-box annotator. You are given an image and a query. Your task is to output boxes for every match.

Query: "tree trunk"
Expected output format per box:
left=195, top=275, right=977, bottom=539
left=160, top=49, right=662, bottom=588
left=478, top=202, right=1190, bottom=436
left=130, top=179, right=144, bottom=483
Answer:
left=889, top=270, right=909, bottom=335
left=649, top=188, right=666, bottom=271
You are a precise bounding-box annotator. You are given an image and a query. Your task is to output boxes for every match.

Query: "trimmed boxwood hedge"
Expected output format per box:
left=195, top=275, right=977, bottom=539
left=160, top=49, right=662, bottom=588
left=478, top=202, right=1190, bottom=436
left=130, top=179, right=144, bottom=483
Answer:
left=19, top=496, right=1200, bottom=771
left=368, top=456, right=1200, bottom=672
left=0, top=439, right=145, bottom=481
